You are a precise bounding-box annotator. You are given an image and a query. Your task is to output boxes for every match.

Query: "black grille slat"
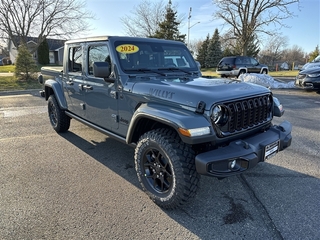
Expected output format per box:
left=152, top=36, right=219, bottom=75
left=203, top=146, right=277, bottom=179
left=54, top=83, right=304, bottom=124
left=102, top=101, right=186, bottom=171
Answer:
left=214, top=94, right=272, bottom=136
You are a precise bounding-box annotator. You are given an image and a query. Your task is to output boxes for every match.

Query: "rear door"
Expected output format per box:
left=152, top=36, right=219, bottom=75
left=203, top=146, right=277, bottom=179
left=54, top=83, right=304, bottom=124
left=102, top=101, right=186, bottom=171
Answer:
left=83, top=43, right=119, bottom=131
left=248, top=57, right=260, bottom=73
left=63, top=45, right=86, bottom=118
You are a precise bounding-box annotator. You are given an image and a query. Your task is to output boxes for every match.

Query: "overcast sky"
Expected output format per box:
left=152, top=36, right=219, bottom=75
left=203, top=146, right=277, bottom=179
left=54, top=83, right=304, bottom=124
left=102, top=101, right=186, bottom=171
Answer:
left=84, top=0, right=320, bottom=54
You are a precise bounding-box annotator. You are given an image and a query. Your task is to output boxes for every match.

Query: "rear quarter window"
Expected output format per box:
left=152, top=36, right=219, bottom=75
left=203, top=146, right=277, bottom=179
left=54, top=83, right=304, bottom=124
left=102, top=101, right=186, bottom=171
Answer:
left=220, top=58, right=234, bottom=65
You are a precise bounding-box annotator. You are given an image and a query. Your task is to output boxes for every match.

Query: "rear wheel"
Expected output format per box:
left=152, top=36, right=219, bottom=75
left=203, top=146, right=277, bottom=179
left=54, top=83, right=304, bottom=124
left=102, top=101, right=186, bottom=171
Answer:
left=262, top=69, right=268, bottom=74
left=48, top=95, right=70, bottom=133
left=237, top=70, right=246, bottom=78
left=135, top=128, right=200, bottom=209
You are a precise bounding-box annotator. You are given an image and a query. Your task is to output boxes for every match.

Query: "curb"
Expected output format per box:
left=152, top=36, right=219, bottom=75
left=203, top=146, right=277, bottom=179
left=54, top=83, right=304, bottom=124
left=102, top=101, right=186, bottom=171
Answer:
left=0, top=89, right=42, bottom=96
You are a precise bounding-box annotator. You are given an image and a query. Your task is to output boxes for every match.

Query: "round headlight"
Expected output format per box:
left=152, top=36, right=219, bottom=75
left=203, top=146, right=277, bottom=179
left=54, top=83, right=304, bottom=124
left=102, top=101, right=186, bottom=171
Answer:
left=211, top=105, right=228, bottom=125
left=212, top=105, right=221, bottom=122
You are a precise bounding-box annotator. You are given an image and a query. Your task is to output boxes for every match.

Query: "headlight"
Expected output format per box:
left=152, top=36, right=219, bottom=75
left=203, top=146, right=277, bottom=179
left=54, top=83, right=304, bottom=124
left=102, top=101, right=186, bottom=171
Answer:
left=211, top=105, right=228, bottom=125
left=307, top=73, right=320, bottom=78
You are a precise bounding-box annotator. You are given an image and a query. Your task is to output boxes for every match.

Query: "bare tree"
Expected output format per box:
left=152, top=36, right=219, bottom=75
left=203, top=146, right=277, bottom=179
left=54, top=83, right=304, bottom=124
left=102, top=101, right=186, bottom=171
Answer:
left=0, top=0, right=93, bottom=49
left=121, top=0, right=166, bottom=37
left=213, top=0, right=299, bottom=56
left=283, top=45, right=305, bottom=67
left=121, top=0, right=184, bottom=38
left=188, top=39, right=202, bottom=57
left=259, top=34, right=289, bottom=66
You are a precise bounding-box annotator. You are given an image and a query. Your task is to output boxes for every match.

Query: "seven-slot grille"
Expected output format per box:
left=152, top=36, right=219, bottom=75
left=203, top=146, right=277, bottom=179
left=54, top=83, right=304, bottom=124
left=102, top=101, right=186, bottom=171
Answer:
left=218, top=94, right=272, bottom=135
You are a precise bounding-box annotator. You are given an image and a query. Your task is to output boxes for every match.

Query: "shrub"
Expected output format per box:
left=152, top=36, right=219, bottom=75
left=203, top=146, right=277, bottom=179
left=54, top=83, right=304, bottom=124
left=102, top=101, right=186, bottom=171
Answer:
left=15, top=44, right=38, bottom=80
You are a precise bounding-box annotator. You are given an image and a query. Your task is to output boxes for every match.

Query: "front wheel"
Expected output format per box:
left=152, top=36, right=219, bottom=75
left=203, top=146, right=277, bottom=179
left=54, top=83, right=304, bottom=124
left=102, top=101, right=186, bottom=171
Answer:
left=48, top=95, right=70, bottom=133
left=135, top=128, right=200, bottom=209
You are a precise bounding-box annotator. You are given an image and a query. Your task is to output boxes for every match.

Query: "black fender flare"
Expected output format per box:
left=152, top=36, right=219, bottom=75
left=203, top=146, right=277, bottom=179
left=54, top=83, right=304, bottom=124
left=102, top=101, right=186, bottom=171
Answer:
left=44, top=79, right=68, bottom=109
left=126, top=103, right=212, bottom=144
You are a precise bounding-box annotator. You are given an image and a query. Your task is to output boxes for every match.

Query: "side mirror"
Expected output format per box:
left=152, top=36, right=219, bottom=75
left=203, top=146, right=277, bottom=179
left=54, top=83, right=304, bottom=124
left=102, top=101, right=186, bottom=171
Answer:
left=93, top=62, right=111, bottom=78
left=195, top=61, right=201, bottom=70
left=273, top=97, right=284, bottom=117
left=93, top=62, right=115, bottom=83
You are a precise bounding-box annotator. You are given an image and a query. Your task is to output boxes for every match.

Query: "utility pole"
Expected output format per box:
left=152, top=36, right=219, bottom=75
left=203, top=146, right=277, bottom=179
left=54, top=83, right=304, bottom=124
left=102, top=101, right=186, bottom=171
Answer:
left=187, top=7, right=200, bottom=47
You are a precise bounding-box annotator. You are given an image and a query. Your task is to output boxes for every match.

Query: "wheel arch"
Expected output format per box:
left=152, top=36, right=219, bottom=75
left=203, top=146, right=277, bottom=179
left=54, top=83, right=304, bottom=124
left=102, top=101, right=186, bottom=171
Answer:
left=238, top=68, right=247, bottom=74
left=260, top=67, right=269, bottom=74
left=44, top=79, right=67, bottom=109
left=126, top=103, right=212, bottom=145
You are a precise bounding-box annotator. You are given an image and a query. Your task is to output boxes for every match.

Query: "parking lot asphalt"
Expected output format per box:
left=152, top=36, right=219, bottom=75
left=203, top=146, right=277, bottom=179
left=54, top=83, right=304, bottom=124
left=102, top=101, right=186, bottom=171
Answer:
left=0, top=88, right=319, bottom=239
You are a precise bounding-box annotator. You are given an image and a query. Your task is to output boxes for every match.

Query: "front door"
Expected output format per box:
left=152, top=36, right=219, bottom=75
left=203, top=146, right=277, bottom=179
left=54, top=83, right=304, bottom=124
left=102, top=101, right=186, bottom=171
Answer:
left=83, top=44, right=119, bottom=131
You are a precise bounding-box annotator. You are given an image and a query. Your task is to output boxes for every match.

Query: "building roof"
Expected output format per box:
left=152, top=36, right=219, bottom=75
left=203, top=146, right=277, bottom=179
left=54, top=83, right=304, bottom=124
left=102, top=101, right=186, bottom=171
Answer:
left=12, top=36, right=66, bottom=51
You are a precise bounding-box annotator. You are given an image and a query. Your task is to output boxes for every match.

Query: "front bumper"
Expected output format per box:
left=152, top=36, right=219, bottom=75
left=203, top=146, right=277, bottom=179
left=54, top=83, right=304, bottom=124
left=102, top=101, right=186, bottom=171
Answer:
left=195, top=121, right=292, bottom=178
left=295, top=78, right=320, bottom=89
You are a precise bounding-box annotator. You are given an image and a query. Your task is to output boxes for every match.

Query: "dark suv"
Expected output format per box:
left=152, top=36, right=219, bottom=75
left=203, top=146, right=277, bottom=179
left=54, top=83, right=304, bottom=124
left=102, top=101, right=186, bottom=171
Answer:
left=217, top=56, right=268, bottom=78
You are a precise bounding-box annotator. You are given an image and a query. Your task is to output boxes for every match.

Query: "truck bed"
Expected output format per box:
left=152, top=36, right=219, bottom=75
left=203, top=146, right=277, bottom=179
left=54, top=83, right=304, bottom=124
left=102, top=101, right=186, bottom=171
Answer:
left=41, top=66, right=63, bottom=81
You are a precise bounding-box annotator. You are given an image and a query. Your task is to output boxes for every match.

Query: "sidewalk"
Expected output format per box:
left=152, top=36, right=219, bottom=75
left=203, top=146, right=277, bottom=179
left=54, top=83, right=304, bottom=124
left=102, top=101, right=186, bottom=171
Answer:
left=0, top=72, right=14, bottom=76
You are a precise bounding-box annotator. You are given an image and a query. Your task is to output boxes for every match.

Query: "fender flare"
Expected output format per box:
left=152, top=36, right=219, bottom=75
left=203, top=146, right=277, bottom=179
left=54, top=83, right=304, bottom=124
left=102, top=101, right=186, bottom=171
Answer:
left=126, top=103, right=212, bottom=144
left=44, top=79, right=68, bottom=109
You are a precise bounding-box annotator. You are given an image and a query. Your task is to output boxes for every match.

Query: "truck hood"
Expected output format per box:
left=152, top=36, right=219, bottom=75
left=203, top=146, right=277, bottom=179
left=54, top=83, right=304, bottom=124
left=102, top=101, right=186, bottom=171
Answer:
left=130, top=76, right=270, bottom=110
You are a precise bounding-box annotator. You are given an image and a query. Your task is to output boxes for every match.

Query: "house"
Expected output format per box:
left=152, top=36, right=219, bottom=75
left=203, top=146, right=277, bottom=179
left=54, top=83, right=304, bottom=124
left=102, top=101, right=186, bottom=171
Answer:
left=280, top=62, right=289, bottom=70
left=8, top=36, right=65, bottom=65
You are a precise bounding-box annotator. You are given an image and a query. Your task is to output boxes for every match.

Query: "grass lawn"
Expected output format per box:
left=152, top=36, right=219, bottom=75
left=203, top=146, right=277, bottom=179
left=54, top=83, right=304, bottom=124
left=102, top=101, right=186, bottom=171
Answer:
left=0, top=76, right=41, bottom=92
left=0, top=65, right=42, bottom=92
left=0, top=65, right=15, bottom=73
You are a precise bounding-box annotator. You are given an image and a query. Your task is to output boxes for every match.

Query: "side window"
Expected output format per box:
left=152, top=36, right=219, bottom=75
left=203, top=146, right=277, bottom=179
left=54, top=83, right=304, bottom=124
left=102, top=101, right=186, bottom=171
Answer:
left=68, top=46, right=82, bottom=72
left=243, top=57, right=250, bottom=64
left=250, top=57, right=258, bottom=65
left=88, top=45, right=110, bottom=75
left=235, top=58, right=242, bottom=64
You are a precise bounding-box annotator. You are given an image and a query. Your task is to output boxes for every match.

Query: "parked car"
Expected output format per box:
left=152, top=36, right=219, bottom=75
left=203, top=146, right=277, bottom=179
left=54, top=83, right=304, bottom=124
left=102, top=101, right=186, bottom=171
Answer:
left=300, top=55, right=320, bottom=71
left=216, top=56, right=268, bottom=78
left=295, top=66, right=320, bottom=90
left=0, top=58, right=3, bottom=66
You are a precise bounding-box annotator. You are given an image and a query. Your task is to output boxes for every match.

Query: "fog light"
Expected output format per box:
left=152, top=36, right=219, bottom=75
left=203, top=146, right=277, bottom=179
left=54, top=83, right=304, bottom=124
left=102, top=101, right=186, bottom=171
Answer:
left=229, top=160, right=236, bottom=169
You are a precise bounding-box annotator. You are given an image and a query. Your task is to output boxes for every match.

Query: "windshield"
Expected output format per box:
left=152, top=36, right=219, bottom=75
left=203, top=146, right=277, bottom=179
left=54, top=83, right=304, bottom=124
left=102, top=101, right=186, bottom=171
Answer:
left=114, top=40, right=198, bottom=74
left=313, top=55, right=320, bottom=62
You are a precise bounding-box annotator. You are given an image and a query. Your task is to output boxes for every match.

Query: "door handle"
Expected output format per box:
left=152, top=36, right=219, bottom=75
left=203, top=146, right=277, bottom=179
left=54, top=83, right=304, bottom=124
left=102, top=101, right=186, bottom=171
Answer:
left=83, top=85, right=93, bottom=90
left=66, top=80, right=73, bottom=85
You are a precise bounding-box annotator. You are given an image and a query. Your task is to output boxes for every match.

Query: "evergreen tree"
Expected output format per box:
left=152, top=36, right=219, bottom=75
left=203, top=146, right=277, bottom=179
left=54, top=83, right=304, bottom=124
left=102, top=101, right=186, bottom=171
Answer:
left=222, top=47, right=233, bottom=57
left=232, top=34, right=260, bottom=57
left=15, top=44, right=38, bottom=80
left=205, top=29, right=222, bottom=68
left=37, top=38, right=50, bottom=65
left=309, top=45, right=319, bottom=62
left=150, top=0, right=186, bottom=42
left=196, top=34, right=210, bottom=68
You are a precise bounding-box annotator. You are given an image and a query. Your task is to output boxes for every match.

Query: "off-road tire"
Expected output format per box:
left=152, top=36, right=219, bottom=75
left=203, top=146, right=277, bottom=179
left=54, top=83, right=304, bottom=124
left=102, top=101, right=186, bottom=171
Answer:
left=135, top=128, right=200, bottom=209
left=48, top=94, right=70, bottom=133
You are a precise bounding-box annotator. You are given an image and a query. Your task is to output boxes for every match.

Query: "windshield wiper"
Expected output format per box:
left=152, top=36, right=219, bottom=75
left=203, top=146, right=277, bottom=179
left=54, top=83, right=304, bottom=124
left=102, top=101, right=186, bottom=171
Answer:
left=131, top=68, right=167, bottom=76
left=158, top=67, right=193, bottom=75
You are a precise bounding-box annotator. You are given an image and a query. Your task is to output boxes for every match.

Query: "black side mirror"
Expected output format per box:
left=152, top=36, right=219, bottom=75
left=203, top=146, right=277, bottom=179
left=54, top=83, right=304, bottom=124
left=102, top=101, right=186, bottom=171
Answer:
left=93, top=62, right=115, bottom=83
left=93, top=62, right=110, bottom=78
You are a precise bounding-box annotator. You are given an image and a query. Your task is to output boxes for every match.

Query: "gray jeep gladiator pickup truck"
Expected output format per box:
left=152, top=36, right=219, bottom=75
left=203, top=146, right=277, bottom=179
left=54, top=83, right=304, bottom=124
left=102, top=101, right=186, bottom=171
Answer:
left=38, top=36, right=292, bottom=209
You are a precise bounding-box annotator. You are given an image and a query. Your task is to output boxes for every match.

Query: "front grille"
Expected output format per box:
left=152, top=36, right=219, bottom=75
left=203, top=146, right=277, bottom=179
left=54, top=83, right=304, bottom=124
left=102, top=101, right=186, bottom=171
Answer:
left=213, top=94, right=272, bottom=136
